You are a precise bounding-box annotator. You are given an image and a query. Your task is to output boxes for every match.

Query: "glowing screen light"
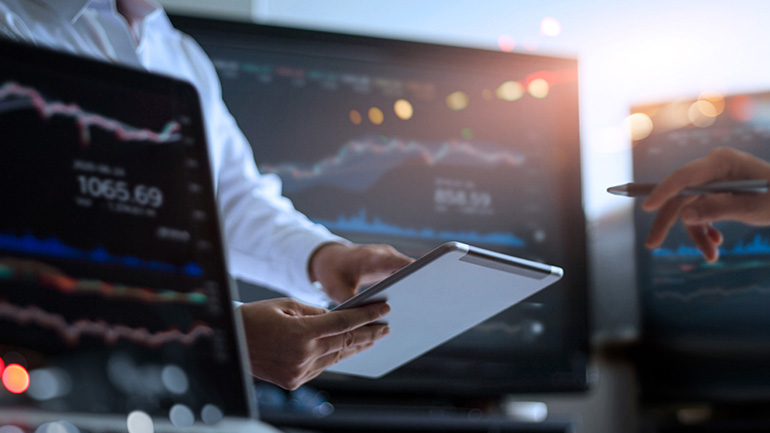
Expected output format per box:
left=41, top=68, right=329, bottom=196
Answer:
left=540, top=17, right=562, bottom=37
left=2, top=363, right=30, bottom=394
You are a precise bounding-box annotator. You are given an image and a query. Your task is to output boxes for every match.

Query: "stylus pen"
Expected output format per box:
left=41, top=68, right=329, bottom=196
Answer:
left=607, top=179, right=770, bottom=197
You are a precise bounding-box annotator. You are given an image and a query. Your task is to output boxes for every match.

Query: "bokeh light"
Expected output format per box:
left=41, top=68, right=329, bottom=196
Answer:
left=496, top=81, right=524, bottom=101
left=34, top=421, right=80, bottom=433
left=348, top=109, right=362, bottom=125
left=657, top=100, right=692, bottom=131
left=540, top=17, right=562, bottom=36
left=694, top=99, right=719, bottom=118
left=161, top=365, right=189, bottom=395
left=28, top=367, right=72, bottom=401
left=728, top=94, right=755, bottom=123
left=126, top=411, right=154, bottom=433
left=528, top=78, right=550, bottom=98
left=0, top=357, right=4, bottom=377
left=393, top=99, right=414, bottom=120
left=368, top=106, right=384, bottom=125
left=169, top=404, right=195, bottom=427
left=624, top=113, right=654, bottom=141
left=461, top=127, right=474, bottom=140
left=497, top=34, right=516, bottom=52
left=699, top=91, right=725, bottom=116
left=201, top=404, right=224, bottom=425
left=445, top=91, right=469, bottom=110
left=0, top=426, right=25, bottom=433
left=2, top=364, right=29, bottom=394
left=688, top=101, right=717, bottom=127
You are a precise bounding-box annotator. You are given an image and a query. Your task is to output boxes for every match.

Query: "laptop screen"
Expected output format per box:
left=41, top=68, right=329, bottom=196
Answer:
left=0, top=40, right=254, bottom=423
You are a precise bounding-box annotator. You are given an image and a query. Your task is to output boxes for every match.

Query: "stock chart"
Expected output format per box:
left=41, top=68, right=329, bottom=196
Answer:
left=0, top=45, right=248, bottom=417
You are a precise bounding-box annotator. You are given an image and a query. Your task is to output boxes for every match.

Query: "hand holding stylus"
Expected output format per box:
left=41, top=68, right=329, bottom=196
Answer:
left=626, top=147, right=770, bottom=262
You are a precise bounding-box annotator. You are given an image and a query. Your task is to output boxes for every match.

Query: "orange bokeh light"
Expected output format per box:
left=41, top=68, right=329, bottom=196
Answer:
left=727, top=94, right=756, bottom=123
left=349, top=109, right=362, bottom=125
left=2, top=364, right=30, bottom=394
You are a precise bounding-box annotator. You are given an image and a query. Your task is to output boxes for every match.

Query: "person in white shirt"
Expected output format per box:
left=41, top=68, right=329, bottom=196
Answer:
left=0, top=0, right=413, bottom=390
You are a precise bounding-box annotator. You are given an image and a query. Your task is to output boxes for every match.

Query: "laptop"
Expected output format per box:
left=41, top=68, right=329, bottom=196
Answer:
left=0, top=39, right=276, bottom=432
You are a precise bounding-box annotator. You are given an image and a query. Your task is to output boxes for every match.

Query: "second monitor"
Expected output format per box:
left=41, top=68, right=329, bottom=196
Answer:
left=172, top=15, right=589, bottom=399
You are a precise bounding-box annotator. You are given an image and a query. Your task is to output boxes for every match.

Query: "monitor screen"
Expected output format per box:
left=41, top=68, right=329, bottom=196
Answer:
left=632, top=92, right=770, bottom=403
left=171, top=15, right=589, bottom=398
left=0, top=40, right=253, bottom=420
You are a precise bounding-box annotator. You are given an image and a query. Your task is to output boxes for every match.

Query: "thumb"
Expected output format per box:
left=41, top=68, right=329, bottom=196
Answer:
left=303, top=302, right=390, bottom=337
left=681, top=194, right=768, bottom=226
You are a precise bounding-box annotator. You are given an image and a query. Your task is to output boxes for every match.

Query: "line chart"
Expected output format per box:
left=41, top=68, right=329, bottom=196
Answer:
left=653, top=284, right=770, bottom=303
left=653, top=234, right=770, bottom=258
left=0, top=232, right=203, bottom=277
left=260, top=135, right=527, bottom=193
left=0, top=299, right=215, bottom=347
left=0, top=81, right=182, bottom=145
left=0, top=258, right=208, bottom=305
left=313, top=209, right=526, bottom=247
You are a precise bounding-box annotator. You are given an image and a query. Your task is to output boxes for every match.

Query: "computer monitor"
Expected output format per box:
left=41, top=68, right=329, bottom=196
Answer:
left=0, top=39, right=255, bottom=424
left=631, top=91, right=770, bottom=404
left=171, top=15, right=589, bottom=399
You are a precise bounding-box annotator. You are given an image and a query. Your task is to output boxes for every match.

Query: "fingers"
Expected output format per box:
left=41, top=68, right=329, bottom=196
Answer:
left=304, top=302, right=390, bottom=337
left=706, top=224, right=723, bottom=245
left=679, top=193, right=770, bottom=226
left=310, top=243, right=413, bottom=303
left=685, top=224, right=720, bottom=263
left=644, top=195, right=696, bottom=249
left=364, top=244, right=414, bottom=272
left=642, top=150, right=733, bottom=212
left=291, top=341, right=378, bottom=386
left=315, top=323, right=390, bottom=357
left=642, top=147, right=770, bottom=213
left=284, top=321, right=391, bottom=387
left=334, top=244, right=414, bottom=293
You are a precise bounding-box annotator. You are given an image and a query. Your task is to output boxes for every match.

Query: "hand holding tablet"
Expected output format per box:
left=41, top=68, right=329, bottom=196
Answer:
left=327, top=242, right=563, bottom=378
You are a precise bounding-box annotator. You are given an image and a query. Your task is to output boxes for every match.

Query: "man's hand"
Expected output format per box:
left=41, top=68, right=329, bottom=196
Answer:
left=642, top=147, right=770, bottom=262
left=309, top=243, right=413, bottom=303
left=238, top=298, right=390, bottom=390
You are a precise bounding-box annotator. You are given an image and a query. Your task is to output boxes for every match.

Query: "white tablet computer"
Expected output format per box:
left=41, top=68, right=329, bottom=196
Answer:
left=327, top=241, right=563, bottom=378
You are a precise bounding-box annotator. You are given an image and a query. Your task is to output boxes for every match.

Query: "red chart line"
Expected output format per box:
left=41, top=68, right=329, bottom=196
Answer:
left=0, top=261, right=208, bottom=305
left=0, top=299, right=215, bottom=348
left=0, top=81, right=182, bottom=145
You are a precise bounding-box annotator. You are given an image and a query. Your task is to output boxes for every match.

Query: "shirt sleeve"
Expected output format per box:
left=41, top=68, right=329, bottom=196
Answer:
left=175, top=32, right=347, bottom=307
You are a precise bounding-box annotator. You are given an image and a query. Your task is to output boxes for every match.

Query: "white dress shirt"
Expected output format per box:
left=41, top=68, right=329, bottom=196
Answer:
left=0, top=0, right=344, bottom=306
